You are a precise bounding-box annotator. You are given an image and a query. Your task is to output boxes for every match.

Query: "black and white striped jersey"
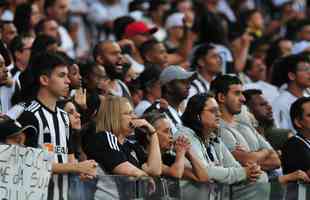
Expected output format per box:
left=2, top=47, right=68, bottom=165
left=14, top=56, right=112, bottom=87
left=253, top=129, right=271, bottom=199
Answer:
left=18, top=99, right=71, bottom=200
left=190, top=73, right=210, bottom=95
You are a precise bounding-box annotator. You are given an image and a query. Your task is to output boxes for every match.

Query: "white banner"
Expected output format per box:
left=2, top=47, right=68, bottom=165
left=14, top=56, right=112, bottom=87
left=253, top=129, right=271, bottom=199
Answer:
left=0, top=145, right=52, bottom=200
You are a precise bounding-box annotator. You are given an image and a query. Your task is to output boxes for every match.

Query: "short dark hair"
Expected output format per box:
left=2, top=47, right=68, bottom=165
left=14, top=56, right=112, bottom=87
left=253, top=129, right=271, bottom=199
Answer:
left=182, top=93, right=215, bottom=139
left=9, top=34, right=32, bottom=61
left=93, top=41, right=106, bottom=61
left=243, top=89, right=263, bottom=106
left=271, top=52, right=310, bottom=86
left=296, top=19, right=310, bottom=33
left=30, top=51, right=68, bottom=85
left=290, top=97, right=310, bottom=131
left=13, top=51, right=68, bottom=104
left=93, top=40, right=115, bottom=62
left=113, top=16, right=135, bottom=40
left=191, top=43, right=215, bottom=69
left=138, top=66, right=161, bottom=92
left=31, top=34, right=58, bottom=57
left=210, top=74, right=242, bottom=101
left=139, top=39, right=160, bottom=61
left=287, top=52, right=310, bottom=74
left=35, top=18, right=55, bottom=34
left=242, top=9, right=261, bottom=25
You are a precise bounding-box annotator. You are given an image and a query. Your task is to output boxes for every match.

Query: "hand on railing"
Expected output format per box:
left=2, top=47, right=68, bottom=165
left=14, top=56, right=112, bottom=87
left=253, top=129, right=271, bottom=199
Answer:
left=279, top=170, right=310, bottom=184
left=76, top=160, right=97, bottom=179
left=147, top=177, right=156, bottom=195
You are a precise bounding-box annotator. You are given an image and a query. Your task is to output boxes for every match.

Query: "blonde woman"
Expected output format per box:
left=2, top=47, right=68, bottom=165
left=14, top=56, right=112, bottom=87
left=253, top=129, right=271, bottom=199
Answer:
left=84, top=95, right=162, bottom=177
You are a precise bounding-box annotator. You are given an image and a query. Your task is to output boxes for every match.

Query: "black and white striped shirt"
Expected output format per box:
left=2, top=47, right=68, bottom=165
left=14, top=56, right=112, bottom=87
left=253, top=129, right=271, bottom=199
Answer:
left=18, top=100, right=71, bottom=200
left=190, top=73, right=210, bottom=96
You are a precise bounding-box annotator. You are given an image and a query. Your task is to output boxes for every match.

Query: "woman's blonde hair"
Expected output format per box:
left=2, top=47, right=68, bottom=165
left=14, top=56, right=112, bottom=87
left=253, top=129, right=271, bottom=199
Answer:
left=95, top=95, right=130, bottom=136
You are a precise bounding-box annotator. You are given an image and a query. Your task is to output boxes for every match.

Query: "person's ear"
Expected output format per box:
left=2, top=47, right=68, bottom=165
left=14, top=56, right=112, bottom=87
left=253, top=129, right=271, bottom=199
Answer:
left=96, top=55, right=104, bottom=65
left=294, top=118, right=303, bottom=129
left=145, top=85, right=152, bottom=93
left=145, top=52, right=152, bottom=62
left=14, top=51, right=22, bottom=61
left=197, top=57, right=205, bottom=68
left=39, top=74, right=50, bottom=86
left=217, top=93, right=225, bottom=104
left=288, top=72, right=296, bottom=81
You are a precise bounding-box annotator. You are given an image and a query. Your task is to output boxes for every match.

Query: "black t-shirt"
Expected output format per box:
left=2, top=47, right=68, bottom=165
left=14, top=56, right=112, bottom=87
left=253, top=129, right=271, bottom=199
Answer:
left=83, top=131, right=147, bottom=173
left=282, top=134, right=310, bottom=174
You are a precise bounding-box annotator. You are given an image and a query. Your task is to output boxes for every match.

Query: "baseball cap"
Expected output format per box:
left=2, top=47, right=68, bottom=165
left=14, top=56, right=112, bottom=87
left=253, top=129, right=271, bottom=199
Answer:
left=165, top=12, right=184, bottom=29
left=124, top=21, right=158, bottom=38
left=0, top=119, right=37, bottom=143
left=159, top=65, right=195, bottom=85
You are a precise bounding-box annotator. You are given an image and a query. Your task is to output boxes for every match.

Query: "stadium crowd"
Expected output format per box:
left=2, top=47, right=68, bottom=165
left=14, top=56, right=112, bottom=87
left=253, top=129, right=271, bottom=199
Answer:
left=0, top=0, right=310, bottom=199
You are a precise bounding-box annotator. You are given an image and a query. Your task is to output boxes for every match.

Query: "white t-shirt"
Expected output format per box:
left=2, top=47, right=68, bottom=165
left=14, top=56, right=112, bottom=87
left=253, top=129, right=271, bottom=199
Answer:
left=87, top=0, right=130, bottom=25
left=0, top=83, right=15, bottom=113
left=272, top=90, right=297, bottom=132
left=58, top=26, right=75, bottom=58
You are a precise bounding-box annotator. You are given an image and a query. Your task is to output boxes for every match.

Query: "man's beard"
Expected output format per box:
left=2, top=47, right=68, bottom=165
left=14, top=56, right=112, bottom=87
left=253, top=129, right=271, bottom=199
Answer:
left=259, top=118, right=274, bottom=128
left=105, top=64, right=124, bottom=80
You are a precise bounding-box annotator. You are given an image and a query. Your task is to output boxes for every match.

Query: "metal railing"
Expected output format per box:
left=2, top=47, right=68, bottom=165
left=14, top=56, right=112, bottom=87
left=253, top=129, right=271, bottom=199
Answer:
left=68, top=175, right=310, bottom=200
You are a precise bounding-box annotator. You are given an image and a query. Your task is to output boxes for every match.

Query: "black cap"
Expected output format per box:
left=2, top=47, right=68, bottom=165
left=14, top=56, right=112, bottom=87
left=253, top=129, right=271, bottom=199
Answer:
left=0, top=119, right=37, bottom=145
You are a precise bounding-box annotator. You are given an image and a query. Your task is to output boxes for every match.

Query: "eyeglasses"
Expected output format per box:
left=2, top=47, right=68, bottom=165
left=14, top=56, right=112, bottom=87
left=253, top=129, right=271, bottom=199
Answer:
left=202, top=108, right=220, bottom=115
left=297, top=63, right=310, bottom=72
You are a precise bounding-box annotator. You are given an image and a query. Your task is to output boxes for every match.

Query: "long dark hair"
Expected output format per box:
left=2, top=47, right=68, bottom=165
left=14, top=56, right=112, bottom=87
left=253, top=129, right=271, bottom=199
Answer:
left=182, top=93, right=214, bottom=139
